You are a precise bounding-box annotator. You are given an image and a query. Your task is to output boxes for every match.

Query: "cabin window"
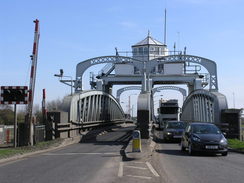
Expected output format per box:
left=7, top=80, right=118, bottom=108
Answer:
left=139, top=47, right=143, bottom=54
left=143, top=47, right=148, bottom=55
left=133, top=48, right=138, bottom=55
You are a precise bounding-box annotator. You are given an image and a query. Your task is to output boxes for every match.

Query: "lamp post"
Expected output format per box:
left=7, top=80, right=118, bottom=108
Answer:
left=61, top=75, right=73, bottom=95
left=54, top=69, right=74, bottom=95
left=154, top=94, right=163, bottom=115
left=120, top=101, right=126, bottom=113
left=131, top=104, right=134, bottom=119
left=129, top=93, right=137, bottom=119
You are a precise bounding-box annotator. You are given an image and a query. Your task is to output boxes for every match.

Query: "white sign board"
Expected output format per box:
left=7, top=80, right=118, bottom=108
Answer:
left=115, top=64, right=134, bottom=75
left=164, top=63, right=184, bottom=75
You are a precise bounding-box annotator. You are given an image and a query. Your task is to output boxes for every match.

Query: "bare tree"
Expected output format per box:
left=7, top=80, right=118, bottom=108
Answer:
left=0, top=104, right=12, bottom=110
left=46, top=98, right=63, bottom=111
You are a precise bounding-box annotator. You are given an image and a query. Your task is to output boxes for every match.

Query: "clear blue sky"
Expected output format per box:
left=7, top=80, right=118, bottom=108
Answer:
left=1, top=0, right=244, bottom=111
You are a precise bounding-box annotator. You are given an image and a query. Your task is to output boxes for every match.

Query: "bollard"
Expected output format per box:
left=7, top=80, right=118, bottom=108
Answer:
left=132, top=130, right=141, bottom=152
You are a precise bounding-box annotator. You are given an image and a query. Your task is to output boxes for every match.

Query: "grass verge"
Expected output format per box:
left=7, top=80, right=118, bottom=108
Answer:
left=228, top=139, right=244, bottom=151
left=0, top=138, right=63, bottom=159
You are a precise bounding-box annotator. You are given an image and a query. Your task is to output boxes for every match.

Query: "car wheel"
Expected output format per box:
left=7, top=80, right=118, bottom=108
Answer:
left=181, top=142, right=186, bottom=151
left=188, top=143, right=195, bottom=155
left=222, top=151, right=228, bottom=156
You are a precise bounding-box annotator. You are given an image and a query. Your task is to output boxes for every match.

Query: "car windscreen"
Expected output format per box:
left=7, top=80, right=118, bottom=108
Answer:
left=166, top=122, right=186, bottom=129
left=192, top=124, right=221, bottom=134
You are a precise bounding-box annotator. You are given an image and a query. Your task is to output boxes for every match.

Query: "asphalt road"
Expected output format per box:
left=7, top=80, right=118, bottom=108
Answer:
left=0, top=124, right=135, bottom=183
left=152, top=142, right=244, bottom=183
left=1, top=126, right=244, bottom=183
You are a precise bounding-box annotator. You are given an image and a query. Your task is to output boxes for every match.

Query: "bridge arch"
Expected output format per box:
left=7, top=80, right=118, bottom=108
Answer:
left=152, top=86, right=187, bottom=101
left=148, top=55, right=218, bottom=91
left=116, top=86, right=142, bottom=103
left=116, top=85, right=187, bottom=103
left=181, top=89, right=228, bottom=123
left=75, top=56, right=144, bottom=91
left=61, top=90, right=125, bottom=124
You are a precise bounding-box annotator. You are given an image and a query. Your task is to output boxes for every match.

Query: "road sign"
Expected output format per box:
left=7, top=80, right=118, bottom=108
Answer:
left=0, top=86, right=28, bottom=104
left=132, top=130, right=141, bottom=152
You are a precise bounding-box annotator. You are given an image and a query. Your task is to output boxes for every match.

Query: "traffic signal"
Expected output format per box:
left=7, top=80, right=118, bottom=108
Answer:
left=0, top=86, right=28, bottom=104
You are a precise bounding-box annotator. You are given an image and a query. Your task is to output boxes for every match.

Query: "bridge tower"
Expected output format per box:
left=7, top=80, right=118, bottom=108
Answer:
left=132, top=32, right=169, bottom=138
left=132, top=31, right=168, bottom=74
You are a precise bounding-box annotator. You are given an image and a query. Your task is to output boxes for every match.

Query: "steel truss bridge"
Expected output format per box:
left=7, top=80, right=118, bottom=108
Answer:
left=56, top=54, right=228, bottom=139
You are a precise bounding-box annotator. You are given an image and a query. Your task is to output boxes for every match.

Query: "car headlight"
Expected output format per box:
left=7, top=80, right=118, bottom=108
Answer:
left=220, top=137, right=227, bottom=145
left=167, top=132, right=172, bottom=135
left=192, top=136, right=201, bottom=142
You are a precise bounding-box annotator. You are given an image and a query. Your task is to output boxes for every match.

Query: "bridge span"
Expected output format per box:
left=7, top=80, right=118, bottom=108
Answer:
left=55, top=34, right=229, bottom=139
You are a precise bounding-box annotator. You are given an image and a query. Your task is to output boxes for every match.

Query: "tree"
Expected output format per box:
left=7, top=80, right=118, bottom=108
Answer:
left=46, top=98, right=63, bottom=111
left=0, top=97, right=66, bottom=125
left=0, top=108, right=14, bottom=125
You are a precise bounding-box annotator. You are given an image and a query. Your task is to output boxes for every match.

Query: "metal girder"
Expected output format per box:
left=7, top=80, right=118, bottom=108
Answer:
left=181, top=89, right=228, bottom=123
left=103, top=75, right=197, bottom=85
left=75, top=56, right=144, bottom=91
left=75, top=55, right=218, bottom=92
left=148, top=55, right=218, bottom=91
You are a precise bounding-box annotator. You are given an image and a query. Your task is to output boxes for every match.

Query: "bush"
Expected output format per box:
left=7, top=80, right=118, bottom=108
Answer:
left=228, top=139, right=244, bottom=149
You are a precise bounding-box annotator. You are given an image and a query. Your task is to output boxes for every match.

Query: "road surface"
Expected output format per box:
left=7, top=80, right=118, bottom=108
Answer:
left=0, top=125, right=136, bottom=183
left=1, top=126, right=244, bottom=183
left=152, top=142, right=244, bottom=183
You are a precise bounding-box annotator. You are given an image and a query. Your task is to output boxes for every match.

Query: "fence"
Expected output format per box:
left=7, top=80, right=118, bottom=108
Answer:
left=18, top=123, right=46, bottom=146
left=0, top=125, right=14, bottom=146
left=34, top=125, right=45, bottom=144
left=0, top=124, right=46, bottom=147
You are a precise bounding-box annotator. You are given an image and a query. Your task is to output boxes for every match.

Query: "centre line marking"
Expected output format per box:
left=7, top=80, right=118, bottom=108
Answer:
left=126, top=175, right=152, bottom=180
left=118, top=162, right=123, bottom=177
left=44, top=152, right=118, bottom=156
left=146, top=162, right=160, bottom=177
left=125, top=165, right=147, bottom=170
left=131, top=161, right=144, bottom=164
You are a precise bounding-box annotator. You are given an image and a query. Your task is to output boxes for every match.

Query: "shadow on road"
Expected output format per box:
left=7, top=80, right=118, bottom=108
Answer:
left=156, top=149, right=188, bottom=156
left=77, top=124, right=136, bottom=161
left=79, top=125, right=134, bottom=146
left=155, top=148, right=220, bottom=157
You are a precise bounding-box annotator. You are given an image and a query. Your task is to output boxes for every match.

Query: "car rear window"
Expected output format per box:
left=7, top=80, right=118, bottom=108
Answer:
left=166, top=122, right=186, bottom=129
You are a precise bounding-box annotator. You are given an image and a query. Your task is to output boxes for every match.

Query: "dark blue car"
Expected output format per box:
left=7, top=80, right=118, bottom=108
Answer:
left=181, top=122, right=228, bottom=156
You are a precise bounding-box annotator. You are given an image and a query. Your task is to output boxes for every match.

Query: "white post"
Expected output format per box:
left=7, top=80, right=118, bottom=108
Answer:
left=14, top=104, right=17, bottom=148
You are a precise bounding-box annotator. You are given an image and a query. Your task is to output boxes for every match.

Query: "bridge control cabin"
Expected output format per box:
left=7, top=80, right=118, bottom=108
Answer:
left=157, top=99, right=180, bottom=129
left=114, top=32, right=171, bottom=76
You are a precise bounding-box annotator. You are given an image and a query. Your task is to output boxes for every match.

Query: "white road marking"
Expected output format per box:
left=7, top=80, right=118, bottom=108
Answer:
left=44, top=152, right=118, bottom=156
left=125, top=165, right=147, bottom=170
left=126, top=175, right=152, bottom=180
left=130, top=161, right=144, bottom=164
left=146, top=162, right=160, bottom=177
left=118, top=162, right=123, bottom=177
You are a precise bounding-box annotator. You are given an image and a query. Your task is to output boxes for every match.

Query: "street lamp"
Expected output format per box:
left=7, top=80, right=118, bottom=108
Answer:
left=120, top=101, right=126, bottom=112
left=54, top=69, right=74, bottom=95
left=153, top=94, right=163, bottom=115
left=129, top=93, right=137, bottom=119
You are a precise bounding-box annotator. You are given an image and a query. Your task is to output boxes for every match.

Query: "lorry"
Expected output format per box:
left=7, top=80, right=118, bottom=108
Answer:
left=157, top=99, right=179, bottom=129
